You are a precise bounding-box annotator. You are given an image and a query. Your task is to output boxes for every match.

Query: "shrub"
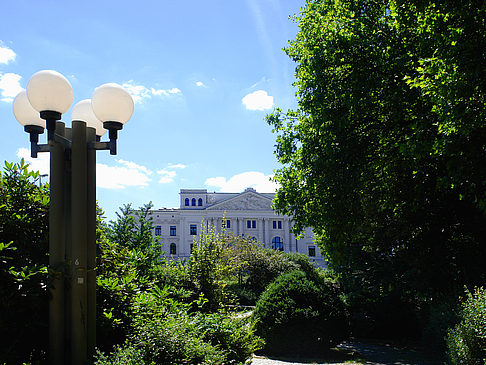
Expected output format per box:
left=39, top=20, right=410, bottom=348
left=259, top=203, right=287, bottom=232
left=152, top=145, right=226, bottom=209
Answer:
left=96, top=288, right=263, bottom=365
left=189, top=225, right=236, bottom=311
left=0, top=160, right=49, bottom=364
left=227, top=240, right=329, bottom=305
left=253, top=270, right=349, bottom=356
left=96, top=204, right=196, bottom=352
left=446, top=287, right=486, bottom=365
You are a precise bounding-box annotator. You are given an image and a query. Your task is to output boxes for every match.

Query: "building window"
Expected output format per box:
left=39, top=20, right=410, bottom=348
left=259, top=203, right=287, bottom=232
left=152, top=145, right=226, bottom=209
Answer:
left=184, top=198, right=189, bottom=206
left=170, top=243, right=177, bottom=255
left=198, top=198, right=203, bottom=206
left=155, top=226, right=161, bottom=236
left=191, top=198, right=196, bottom=206
left=247, top=220, right=256, bottom=229
left=273, top=220, right=282, bottom=229
left=190, top=224, right=197, bottom=235
left=308, top=246, right=316, bottom=257
left=226, top=219, right=231, bottom=229
left=170, top=226, right=176, bottom=236
left=272, top=236, right=283, bottom=251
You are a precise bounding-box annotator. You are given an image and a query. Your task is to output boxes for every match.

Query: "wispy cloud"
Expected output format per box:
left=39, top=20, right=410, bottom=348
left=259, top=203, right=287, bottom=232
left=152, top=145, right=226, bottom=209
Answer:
left=117, top=159, right=153, bottom=175
left=157, top=163, right=186, bottom=183
left=157, top=169, right=177, bottom=183
left=0, top=43, right=16, bottom=64
left=242, top=90, right=274, bottom=111
left=151, top=87, right=181, bottom=96
left=205, top=171, right=279, bottom=193
left=195, top=81, right=206, bottom=88
left=122, top=80, right=182, bottom=104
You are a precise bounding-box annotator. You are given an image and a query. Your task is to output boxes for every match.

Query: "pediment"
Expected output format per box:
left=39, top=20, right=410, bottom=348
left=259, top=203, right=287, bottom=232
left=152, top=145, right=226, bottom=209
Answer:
left=207, top=192, right=273, bottom=211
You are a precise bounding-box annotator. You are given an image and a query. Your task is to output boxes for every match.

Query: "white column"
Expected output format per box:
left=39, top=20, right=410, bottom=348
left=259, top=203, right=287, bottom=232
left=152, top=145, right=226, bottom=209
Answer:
left=264, top=218, right=270, bottom=248
left=258, top=218, right=263, bottom=242
left=180, top=216, right=186, bottom=257
left=238, top=218, right=244, bottom=236
left=289, top=221, right=294, bottom=253
left=283, top=218, right=290, bottom=252
left=231, top=217, right=237, bottom=235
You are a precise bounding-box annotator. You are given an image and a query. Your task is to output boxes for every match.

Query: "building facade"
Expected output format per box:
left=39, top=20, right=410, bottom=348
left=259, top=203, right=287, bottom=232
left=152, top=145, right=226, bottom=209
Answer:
left=150, top=188, right=325, bottom=266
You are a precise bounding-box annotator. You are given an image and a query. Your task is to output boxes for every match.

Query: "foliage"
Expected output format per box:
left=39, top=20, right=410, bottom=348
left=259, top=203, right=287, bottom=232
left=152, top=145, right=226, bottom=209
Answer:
left=97, top=207, right=264, bottom=363
left=268, top=0, right=486, bottom=339
left=189, top=225, right=239, bottom=311
left=0, top=160, right=49, bottom=364
left=224, top=236, right=330, bottom=305
left=96, top=286, right=263, bottom=365
left=226, top=236, right=297, bottom=302
left=446, top=287, right=486, bottom=365
left=253, top=270, right=349, bottom=355
left=96, top=203, right=195, bottom=351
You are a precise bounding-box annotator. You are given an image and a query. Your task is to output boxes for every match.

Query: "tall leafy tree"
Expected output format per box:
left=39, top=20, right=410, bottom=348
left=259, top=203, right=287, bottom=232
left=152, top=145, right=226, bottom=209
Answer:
left=268, top=0, right=486, bottom=336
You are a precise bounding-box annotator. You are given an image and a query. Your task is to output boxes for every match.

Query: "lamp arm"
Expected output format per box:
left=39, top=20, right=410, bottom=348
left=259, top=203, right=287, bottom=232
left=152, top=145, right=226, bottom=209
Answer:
left=88, top=139, right=117, bottom=155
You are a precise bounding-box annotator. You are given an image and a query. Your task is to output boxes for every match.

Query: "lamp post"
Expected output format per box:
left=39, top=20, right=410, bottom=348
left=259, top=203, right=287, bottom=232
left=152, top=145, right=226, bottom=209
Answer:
left=13, top=70, right=134, bottom=365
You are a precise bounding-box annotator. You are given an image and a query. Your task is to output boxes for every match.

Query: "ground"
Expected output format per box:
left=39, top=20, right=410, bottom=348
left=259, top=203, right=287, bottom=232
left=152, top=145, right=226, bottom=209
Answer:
left=251, top=340, right=444, bottom=365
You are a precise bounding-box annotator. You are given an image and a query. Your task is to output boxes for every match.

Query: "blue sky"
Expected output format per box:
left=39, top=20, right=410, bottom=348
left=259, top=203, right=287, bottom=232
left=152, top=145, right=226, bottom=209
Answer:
left=0, top=0, right=303, bottom=220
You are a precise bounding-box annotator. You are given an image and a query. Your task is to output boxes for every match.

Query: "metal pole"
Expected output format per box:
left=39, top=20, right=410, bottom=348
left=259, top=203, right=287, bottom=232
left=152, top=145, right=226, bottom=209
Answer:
left=71, top=121, right=88, bottom=365
left=86, top=127, right=96, bottom=360
left=49, top=122, right=65, bottom=365
left=64, top=127, right=73, bottom=363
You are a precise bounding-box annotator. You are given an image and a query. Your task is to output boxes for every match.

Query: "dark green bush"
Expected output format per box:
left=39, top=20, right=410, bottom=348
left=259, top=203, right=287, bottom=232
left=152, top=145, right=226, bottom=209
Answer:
left=446, top=287, right=486, bottom=364
left=227, top=242, right=328, bottom=306
left=253, top=270, right=349, bottom=356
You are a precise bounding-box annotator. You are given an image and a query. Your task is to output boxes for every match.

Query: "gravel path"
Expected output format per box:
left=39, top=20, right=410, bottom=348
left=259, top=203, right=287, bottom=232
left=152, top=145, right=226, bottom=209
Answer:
left=251, top=340, right=444, bottom=365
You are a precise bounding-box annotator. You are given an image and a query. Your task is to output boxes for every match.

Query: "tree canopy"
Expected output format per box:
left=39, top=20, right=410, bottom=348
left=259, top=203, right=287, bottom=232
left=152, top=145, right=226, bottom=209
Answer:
left=268, top=0, right=486, bottom=332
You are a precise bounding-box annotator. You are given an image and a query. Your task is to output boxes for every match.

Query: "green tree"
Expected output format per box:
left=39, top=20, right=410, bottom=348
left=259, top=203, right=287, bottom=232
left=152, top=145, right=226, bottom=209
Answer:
left=0, top=160, right=49, bottom=363
left=268, top=0, right=486, bottom=338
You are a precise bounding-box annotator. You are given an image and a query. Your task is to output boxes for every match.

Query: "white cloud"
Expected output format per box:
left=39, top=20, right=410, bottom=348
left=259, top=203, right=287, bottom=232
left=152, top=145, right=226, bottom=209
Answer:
left=195, top=81, right=206, bottom=87
left=168, top=163, right=186, bottom=169
left=117, top=159, right=153, bottom=175
left=0, top=72, right=23, bottom=102
left=242, top=90, right=274, bottom=111
left=97, top=160, right=152, bottom=189
left=157, top=169, right=177, bottom=184
left=122, top=80, right=182, bottom=104
left=17, top=148, right=50, bottom=175
left=0, top=44, right=16, bottom=64
left=205, top=171, right=279, bottom=193
left=157, top=163, right=186, bottom=183
left=17, top=148, right=153, bottom=189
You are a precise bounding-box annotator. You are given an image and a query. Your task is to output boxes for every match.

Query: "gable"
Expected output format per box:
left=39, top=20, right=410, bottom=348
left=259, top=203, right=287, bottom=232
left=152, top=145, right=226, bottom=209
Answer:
left=206, top=192, right=273, bottom=211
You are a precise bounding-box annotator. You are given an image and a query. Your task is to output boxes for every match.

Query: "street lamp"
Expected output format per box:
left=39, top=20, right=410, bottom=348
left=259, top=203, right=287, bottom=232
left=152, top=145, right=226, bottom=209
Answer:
left=12, top=70, right=134, bottom=365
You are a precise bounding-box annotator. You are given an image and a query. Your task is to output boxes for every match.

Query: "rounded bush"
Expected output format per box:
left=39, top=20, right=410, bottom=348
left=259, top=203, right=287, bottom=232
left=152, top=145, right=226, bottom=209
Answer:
left=252, top=270, right=349, bottom=356
left=447, top=287, right=486, bottom=365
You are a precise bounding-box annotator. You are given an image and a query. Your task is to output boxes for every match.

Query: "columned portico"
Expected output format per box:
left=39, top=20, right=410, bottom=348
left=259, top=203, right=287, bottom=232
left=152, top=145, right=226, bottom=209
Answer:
left=150, top=188, right=325, bottom=267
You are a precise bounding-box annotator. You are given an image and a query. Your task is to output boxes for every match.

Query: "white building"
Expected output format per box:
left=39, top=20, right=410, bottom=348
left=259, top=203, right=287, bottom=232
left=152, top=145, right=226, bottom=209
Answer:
left=150, top=188, right=325, bottom=266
